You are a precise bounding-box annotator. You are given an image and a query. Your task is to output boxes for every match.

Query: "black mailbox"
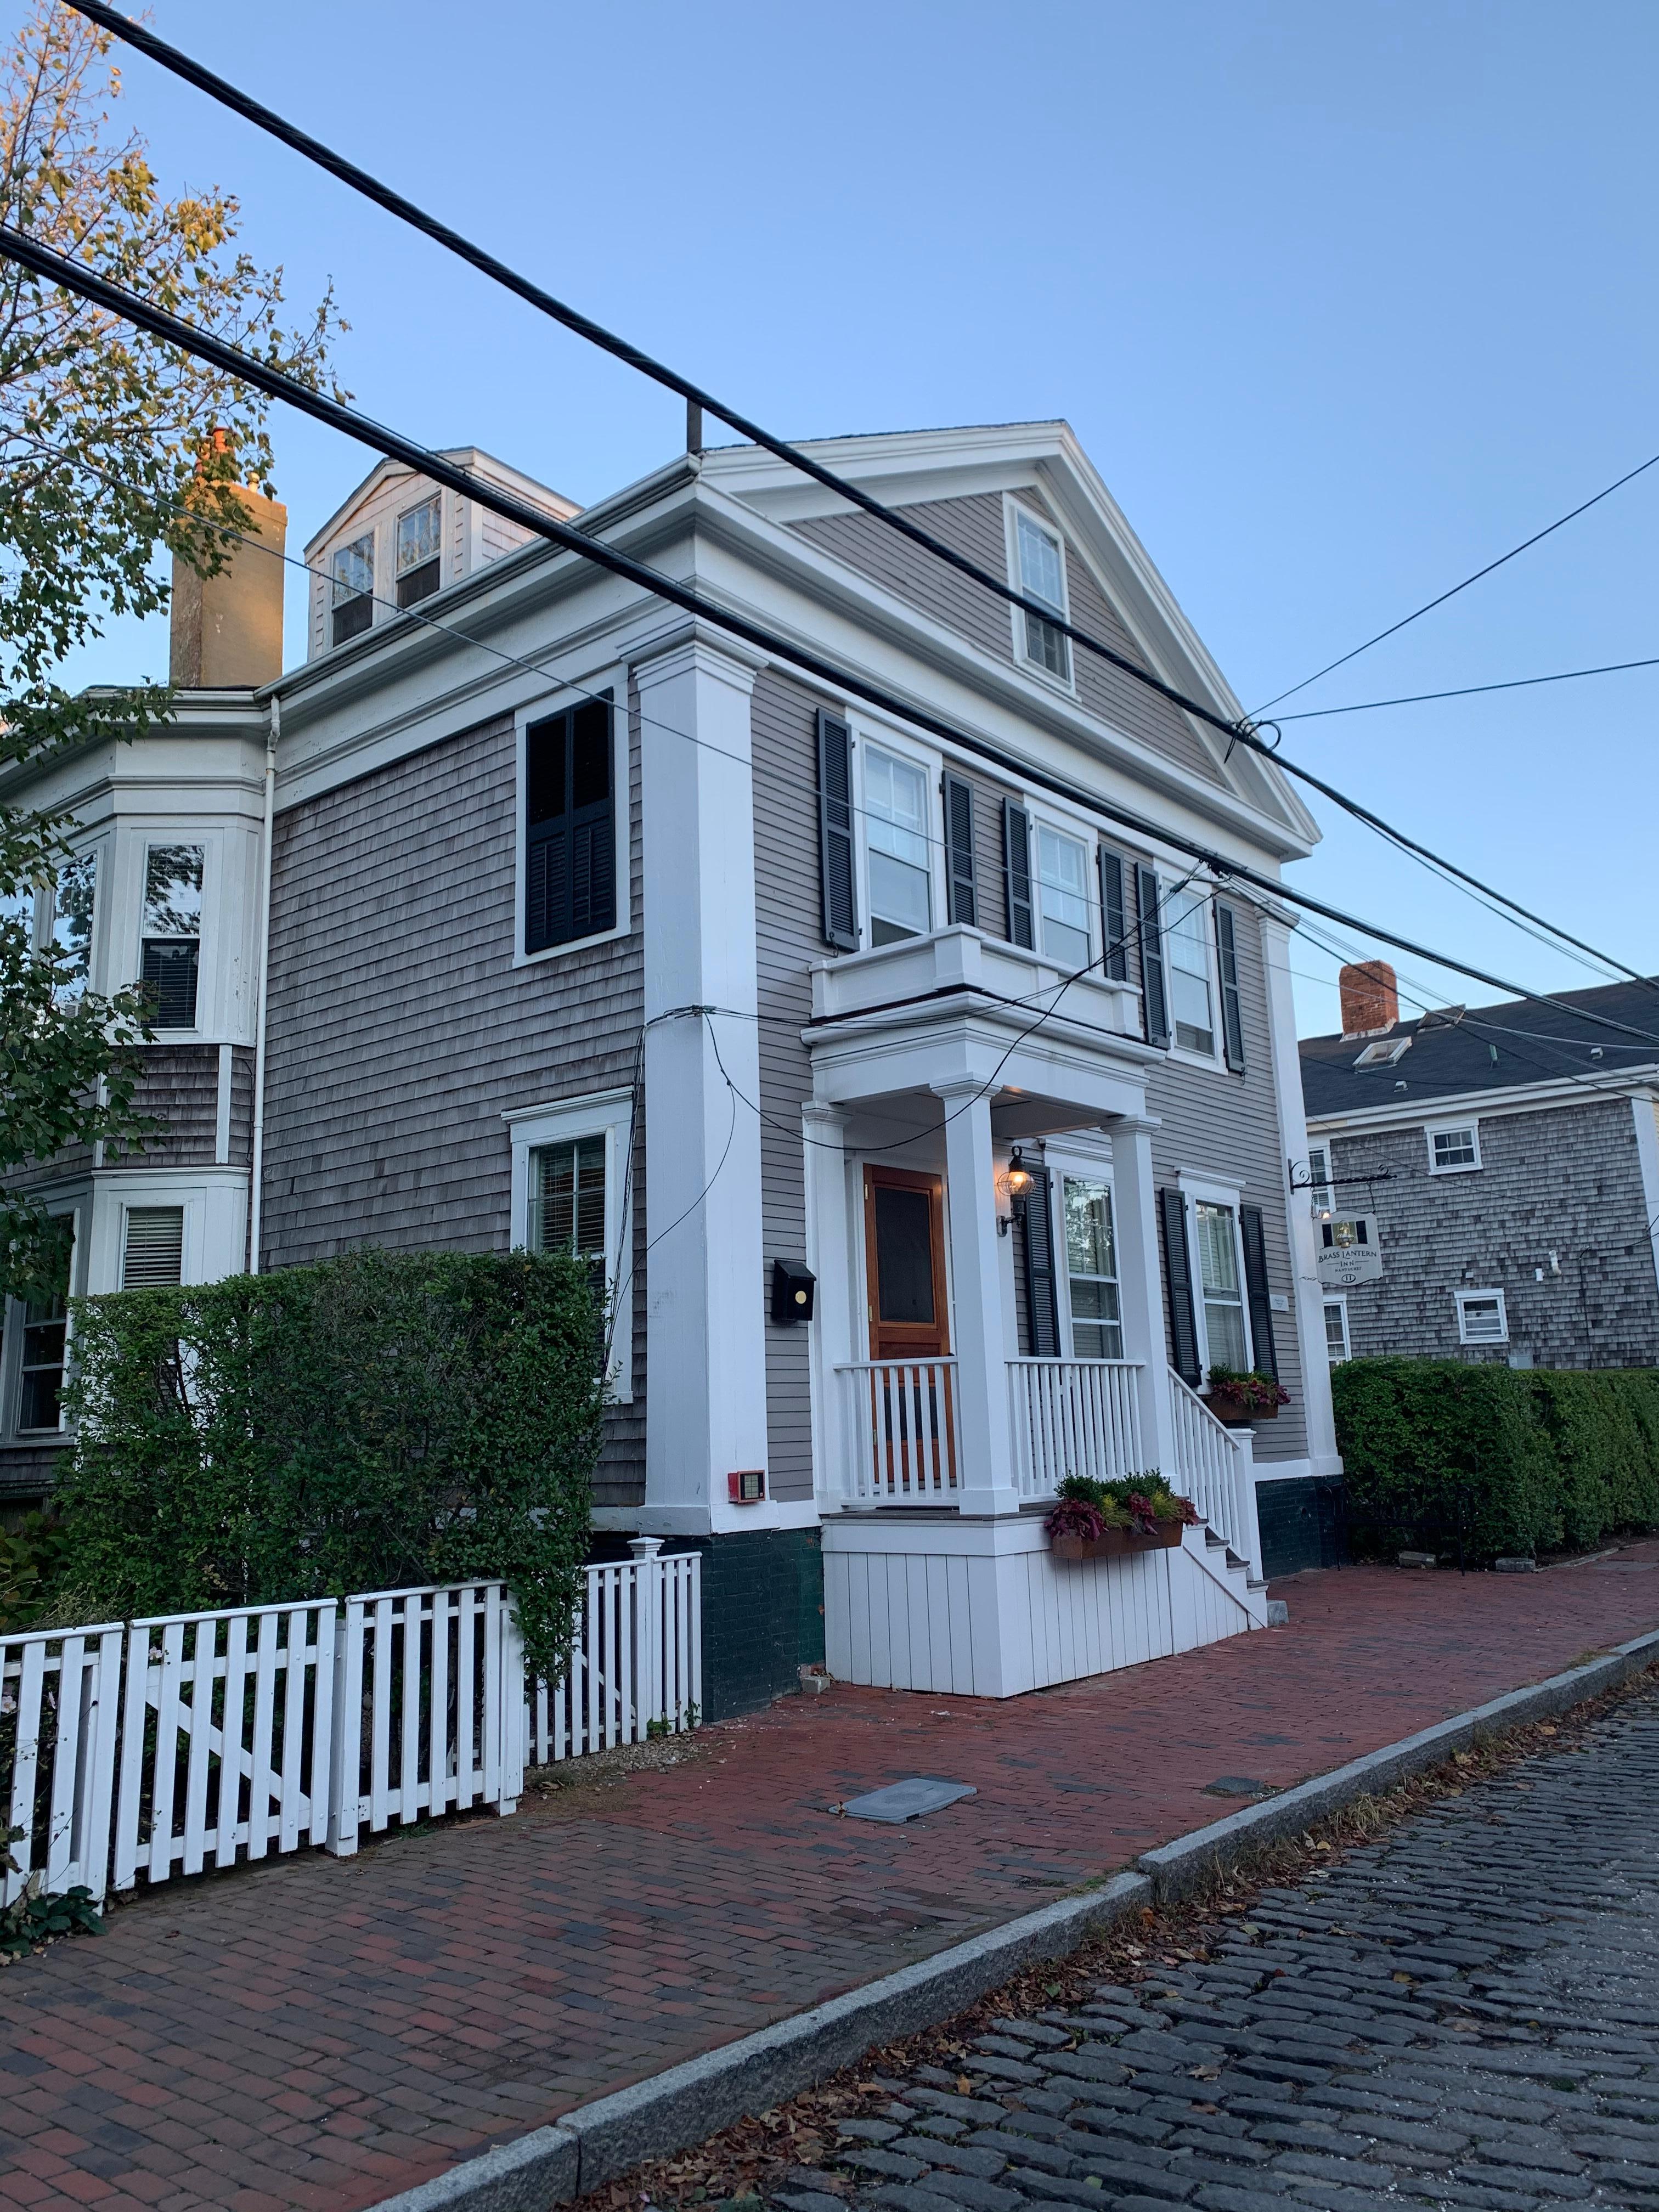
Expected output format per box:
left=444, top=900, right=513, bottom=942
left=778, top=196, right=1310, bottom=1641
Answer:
left=771, top=1258, right=816, bottom=1324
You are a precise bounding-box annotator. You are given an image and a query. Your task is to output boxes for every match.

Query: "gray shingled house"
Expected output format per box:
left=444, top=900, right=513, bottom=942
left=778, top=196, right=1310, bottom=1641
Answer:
left=1, top=421, right=1344, bottom=1713
left=1301, top=962, right=1659, bottom=1373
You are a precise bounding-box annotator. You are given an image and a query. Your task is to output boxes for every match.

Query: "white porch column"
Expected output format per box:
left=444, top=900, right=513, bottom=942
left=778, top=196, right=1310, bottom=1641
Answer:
left=932, top=1080, right=1019, bottom=1516
left=803, top=1101, right=854, bottom=1510
left=1111, top=1115, right=1179, bottom=1482
left=1260, top=915, right=1342, bottom=1477
left=635, top=628, right=772, bottom=1535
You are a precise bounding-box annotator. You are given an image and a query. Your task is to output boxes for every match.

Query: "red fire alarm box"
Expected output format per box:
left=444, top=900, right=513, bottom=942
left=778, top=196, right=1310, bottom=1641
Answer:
left=728, top=1469, right=766, bottom=1505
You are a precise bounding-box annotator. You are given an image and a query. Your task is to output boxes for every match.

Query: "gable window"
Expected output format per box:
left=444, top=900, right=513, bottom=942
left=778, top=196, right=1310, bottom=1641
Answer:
left=1323, top=1294, right=1351, bottom=1363
left=50, top=848, right=97, bottom=1001
left=1429, top=1122, right=1481, bottom=1174
left=140, top=843, right=204, bottom=1030
left=396, top=495, right=442, bottom=608
left=122, top=1206, right=185, bottom=1288
left=1035, top=825, right=1091, bottom=969
left=864, top=744, right=932, bottom=945
left=331, top=531, right=374, bottom=645
left=1457, top=1289, right=1507, bottom=1345
left=1063, top=1176, right=1122, bottom=1358
left=1165, top=887, right=1215, bottom=1055
left=524, top=697, right=616, bottom=955
left=1014, top=509, right=1070, bottom=682
left=1194, top=1199, right=1249, bottom=1371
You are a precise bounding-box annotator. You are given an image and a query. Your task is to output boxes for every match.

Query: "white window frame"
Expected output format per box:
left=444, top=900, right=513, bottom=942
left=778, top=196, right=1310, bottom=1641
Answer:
left=134, top=834, right=214, bottom=1037
left=849, top=721, right=943, bottom=953
left=512, top=675, right=632, bottom=969
left=1160, top=874, right=1222, bottom=1067
left=1176, top=1171, right=1254, bottom=1380
left=505, top=1087, right=634, bottom=1401
left=1004, top=496, right=1076, bottom=693
left=1046, top=1136, right=1124, bottom=1362
left=1427, top=1120, right=1482, bottom=1175
left=0, top=1191, right=88, bottom=1443
left=1455, top=1288, right=1508, bottom=1346
left=1018, top=792, right=1098, bottom=972
left=1322, top=1293, right=1351, bottom=1364
left=1306, top=1142, right=1333, bottom=1216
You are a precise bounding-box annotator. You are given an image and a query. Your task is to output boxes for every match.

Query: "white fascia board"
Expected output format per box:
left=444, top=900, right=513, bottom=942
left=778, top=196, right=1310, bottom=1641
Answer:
left=1306, top=1069, right=1659, bottom=1137
left=703, top=424, right=1319, bottom=851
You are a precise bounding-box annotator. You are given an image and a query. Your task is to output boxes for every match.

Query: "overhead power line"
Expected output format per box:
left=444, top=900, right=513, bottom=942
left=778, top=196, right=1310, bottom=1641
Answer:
left=1254, top=449, right=1659, bottom=714
left=11, top=219, right=1659, bottom=1065
left=1272, top=652, right=1659, bottom=721
left=59, top=3, right=1656, bottom=1006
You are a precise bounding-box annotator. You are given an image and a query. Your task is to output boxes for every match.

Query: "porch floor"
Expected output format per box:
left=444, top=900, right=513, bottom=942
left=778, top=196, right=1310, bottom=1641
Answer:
left=9, top=1550, right=1659, bottom=2212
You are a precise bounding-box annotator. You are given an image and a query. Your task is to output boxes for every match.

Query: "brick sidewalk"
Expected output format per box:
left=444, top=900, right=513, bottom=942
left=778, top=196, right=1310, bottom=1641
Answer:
left=5, top=1549, right=1659, bottom=2212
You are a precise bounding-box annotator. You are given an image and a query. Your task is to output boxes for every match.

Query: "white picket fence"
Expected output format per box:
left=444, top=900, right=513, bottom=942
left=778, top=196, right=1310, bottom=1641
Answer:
left=1, top=1547, right=699, bottom=1908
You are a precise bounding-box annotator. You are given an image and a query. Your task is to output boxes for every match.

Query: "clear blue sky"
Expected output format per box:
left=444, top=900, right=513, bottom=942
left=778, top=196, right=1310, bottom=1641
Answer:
left=49, top=0, right=1659, bottom=1039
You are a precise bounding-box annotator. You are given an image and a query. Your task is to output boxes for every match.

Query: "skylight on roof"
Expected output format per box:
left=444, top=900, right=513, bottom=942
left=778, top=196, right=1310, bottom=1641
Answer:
left=1353, top=1036, right=1412, bottom=1069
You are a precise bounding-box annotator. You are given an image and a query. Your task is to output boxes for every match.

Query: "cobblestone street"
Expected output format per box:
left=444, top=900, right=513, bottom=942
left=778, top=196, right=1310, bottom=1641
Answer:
left=786, top=1685, right=1659, bottom=2212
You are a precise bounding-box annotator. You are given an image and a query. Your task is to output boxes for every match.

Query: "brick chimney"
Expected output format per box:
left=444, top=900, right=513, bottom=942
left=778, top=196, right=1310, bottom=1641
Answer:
left=1340, top=960, right=1400, bottom=1037
left=170, top=485, right=287, bottom=689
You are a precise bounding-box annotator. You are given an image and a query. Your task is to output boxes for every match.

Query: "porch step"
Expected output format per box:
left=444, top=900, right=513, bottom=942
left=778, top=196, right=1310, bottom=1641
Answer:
left=1248, top=1577, right=1270, bottom=1592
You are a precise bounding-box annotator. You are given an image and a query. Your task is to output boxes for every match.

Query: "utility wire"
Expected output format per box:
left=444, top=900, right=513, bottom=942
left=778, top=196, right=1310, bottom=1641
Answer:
left=1254, top=448, right=1659, bottom=714
left=60, top=3, right=1657, bottom=1005
left=1274, top=653, right=1659, bottom=721
left=14, top=223, right=1659, bottom=1062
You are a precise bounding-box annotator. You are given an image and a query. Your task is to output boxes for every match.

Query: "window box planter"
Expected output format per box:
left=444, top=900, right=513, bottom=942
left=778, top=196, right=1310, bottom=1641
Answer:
left=1202, top=1368, right=1290, bottom=1425
left=1051, top=1521, right=1184, bottom=1562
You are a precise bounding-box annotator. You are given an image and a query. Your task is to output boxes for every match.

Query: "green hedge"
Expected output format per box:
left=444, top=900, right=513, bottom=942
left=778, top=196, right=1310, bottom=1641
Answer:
left=1333, top=1357, right=1659, bottom=1562
left=56, top=1247, right=605, bottom=1674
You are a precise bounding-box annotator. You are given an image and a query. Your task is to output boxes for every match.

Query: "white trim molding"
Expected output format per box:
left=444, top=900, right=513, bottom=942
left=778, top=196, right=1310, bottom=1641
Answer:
left=504, top=1086, right=635, bottom=1403
left=1455, top=1287, right=1509, bottom=1346
left=1426, top=1118, right=1482, bottom=1175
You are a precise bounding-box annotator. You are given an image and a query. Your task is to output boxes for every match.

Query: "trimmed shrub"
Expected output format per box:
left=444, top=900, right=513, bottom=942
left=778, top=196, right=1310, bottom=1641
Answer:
left=1334, top=1357, right=1659, bottom=1564
left=56, top=1246, right=603, bottom=1675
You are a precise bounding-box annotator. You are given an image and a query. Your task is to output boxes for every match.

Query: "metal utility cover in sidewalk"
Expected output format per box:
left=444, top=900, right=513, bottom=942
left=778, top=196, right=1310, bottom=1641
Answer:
left=840, top=1778, right=977, bottom=1823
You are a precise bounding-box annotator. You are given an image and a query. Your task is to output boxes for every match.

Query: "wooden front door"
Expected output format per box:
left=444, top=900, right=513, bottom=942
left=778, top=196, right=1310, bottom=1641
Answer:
left=863, top=1166, right=950, bottom=1360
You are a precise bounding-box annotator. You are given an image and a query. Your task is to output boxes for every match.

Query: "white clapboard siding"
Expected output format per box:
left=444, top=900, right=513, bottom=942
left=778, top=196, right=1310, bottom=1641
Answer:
left=528, top=1549, right=702, bottom=1765
left=325, top=1582, right=524, bottom=1857
left=112, top=1600, right=337, bottom=1891
left=2, top=1623, right=124, bottom=1906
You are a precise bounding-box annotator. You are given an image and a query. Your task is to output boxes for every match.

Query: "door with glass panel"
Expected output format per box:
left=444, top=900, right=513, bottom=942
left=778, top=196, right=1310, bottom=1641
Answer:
left=1192, top=1199, right=1250, bottom=1373
left=1062, top=1177, right=1123, bottom=1358
left=860, top=1166, right=955, bottom=1497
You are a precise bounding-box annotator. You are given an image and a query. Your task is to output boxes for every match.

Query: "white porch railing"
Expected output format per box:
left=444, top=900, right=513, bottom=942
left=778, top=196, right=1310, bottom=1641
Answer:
left=1168, top=1372, right=1258, bottom=1567
left=836, top=1358, right=960, bottom=1504
left=1007, top=1358, right=1144, bottom=1499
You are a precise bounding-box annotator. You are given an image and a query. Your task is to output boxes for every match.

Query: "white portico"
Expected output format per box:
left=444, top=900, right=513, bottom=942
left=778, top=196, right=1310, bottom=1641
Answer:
left=802, top=926, right=1267, bottom=1697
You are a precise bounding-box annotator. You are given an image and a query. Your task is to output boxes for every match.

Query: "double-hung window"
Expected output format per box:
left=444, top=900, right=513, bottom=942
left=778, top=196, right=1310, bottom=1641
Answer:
left=396, top=495, right=442, bottom=608
left=1063, top=1176, right=1123, bottom=1358
left=1193, top=1199, right=1249, bottom=1371
left=1165, top=887, right=1215, bottom=1055
left=140, top=844, right=204, bottom=1030
left=331, top=531, right=374, bottom=645
left=53, top=849, right=97, bottom=1000
left=17, top=1291, right=68, bottom=1432
left=1307, top=1142, right=1332, bottom=1215
left=864, top=745, right=932, bottom=944
left=531, top=1136, right=607, bottom=1274
left=1323, top=1295, right=1351, bottom=1363
left=508, top=1089, right=634, bottom=1396
left=1035, top=826, right=1091, bottom=969
left=1429, top=1122, right=1481, bottom=1173
left=1015, top=509, right=1070, bottom=681
left=524, top=698, right=616, bottom=954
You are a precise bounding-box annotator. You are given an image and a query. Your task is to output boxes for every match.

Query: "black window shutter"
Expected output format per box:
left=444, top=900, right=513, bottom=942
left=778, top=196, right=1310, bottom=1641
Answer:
left=1215, top=901, right=1246, bottom=1071
left=525, top=695, right=614, bottom=954
left=1015, top=1166, right=1060, bottom=1356
left=1159, top=1186, right=1201, bottom=1386
left=1239, top=1204, right=1278, bottom=1379
left=816, top=708, right=858, bottom=951
left=1003, top=799, right=1034, bottom=949
left=1098, top=848, right=1127, bottom=980
left=1136, top=864, right=1170, bottom=1047
left=944, top=772, right=978, bottom=927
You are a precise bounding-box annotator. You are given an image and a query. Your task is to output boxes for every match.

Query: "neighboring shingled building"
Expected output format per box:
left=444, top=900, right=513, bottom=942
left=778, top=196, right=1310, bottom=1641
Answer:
left=1300, top=962, right=1659, bottom=1370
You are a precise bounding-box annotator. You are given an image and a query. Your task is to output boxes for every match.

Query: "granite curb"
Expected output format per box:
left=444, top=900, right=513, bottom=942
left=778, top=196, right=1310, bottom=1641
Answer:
left=366, top=1624, right=1659, bottom=2212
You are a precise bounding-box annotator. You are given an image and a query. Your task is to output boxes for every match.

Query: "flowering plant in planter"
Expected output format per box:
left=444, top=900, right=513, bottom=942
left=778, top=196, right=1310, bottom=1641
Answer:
left=1045, top=1472, right=1200, bottom=1558
left=1203, top=1366, right=1291, bottom=1423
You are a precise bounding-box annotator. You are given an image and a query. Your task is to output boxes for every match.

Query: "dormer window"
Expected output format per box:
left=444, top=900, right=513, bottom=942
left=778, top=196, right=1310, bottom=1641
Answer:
left=396, top=495, right=442, bottom=609
left=1014, top=509, right=1070, bottom=682
left=331, top=532, right=374, bottom=645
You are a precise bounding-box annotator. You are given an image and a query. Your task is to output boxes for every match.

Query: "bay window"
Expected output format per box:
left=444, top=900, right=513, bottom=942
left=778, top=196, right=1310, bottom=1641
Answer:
left=140, top=844, right=203, bottom=1029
